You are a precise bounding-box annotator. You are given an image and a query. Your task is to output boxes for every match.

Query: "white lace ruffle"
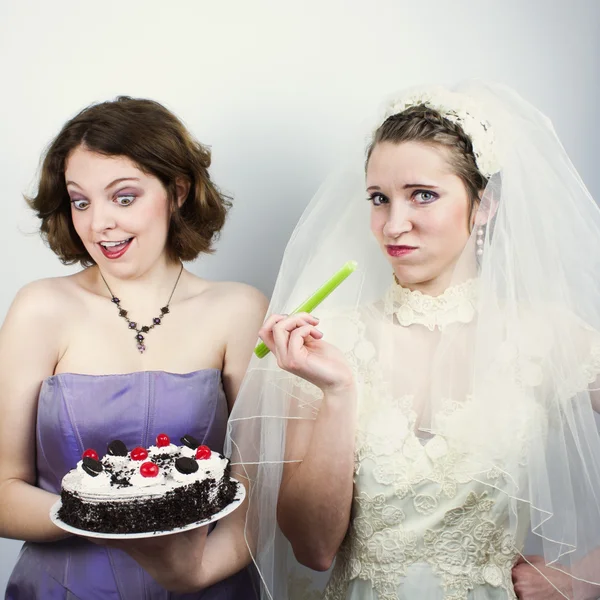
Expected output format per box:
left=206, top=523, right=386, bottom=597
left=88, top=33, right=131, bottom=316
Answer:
left=384, top=279, right=478, bottom=331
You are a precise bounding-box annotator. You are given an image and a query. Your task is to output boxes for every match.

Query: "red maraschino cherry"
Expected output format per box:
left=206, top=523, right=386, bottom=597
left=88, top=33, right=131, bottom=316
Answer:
left=195, top=445, right=211, bottom=460
left=82, top=449, right=99, bottom=461
left=140, top=462, right=159, bottom=477
left=156, top=433, right=170, bottom=448
left=131, top=447, right=149, bottom=461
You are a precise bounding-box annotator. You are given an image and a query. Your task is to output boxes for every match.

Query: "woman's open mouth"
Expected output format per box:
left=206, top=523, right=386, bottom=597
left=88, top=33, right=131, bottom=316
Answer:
left=98, top=238, right=133, bottom=260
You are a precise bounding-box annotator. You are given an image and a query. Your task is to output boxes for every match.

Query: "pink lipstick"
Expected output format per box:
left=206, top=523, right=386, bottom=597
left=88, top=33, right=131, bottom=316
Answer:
left=98, top=238, right=133, bottom=260
left=386, top=245, right=417, bottom=257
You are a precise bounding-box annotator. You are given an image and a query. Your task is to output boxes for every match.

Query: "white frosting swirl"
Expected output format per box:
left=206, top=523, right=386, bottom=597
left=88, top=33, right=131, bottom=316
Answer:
left=62, top=444, right=230, bottom=503
left=147, top=443, right=178, bottom=457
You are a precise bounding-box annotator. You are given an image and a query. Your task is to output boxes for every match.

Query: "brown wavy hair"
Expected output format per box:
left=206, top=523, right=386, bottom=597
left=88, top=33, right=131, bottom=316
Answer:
left=28, top=96, right=231, bottom=266
left=367, top=105, right=488, bottom=219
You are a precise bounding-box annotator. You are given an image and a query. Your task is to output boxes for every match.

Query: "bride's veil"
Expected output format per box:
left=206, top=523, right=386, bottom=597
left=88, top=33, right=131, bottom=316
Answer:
left=226, top=81, right=600, bottom=599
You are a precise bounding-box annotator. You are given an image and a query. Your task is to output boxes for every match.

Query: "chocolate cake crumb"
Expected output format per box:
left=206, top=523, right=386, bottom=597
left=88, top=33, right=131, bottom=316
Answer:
left=59, top=477, right=239, bottom=534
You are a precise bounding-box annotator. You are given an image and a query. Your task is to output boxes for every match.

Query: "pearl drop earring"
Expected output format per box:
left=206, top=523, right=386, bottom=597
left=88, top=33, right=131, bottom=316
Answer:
left=476, top=226, right=485, bottom=257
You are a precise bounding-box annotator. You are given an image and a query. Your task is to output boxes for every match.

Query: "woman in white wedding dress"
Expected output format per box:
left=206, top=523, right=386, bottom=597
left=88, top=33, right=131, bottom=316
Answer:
left=227, top=82, right=600, bottom=600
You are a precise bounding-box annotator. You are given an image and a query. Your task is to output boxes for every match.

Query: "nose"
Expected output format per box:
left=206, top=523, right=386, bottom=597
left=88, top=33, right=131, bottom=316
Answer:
left=383, top=201, right=413, bottom=239
left=89, top=202, right=117, bottom=234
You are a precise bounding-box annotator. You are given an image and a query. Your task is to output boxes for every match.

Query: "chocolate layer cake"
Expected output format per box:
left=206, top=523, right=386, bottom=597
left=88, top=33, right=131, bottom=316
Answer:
left=58, top=433, right=239, bottom=534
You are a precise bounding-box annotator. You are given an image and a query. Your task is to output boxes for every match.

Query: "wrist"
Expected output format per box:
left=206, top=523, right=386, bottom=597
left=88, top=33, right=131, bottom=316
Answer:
left=165, top=560, right=207, bottom=593
left=322, top=381, right=356, bottom=401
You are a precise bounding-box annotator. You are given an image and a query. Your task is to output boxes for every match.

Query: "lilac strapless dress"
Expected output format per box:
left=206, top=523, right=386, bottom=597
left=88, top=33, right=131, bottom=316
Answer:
left=5, top=370, right=258, bottom=600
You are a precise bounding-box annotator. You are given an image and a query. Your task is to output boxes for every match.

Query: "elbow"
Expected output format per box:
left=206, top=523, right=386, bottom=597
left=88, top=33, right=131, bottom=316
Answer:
left=277, top=500, right=340, bottom=572
left=294, top=548, right=335, bottom=572
left=278, top=519, right=336, bottom=572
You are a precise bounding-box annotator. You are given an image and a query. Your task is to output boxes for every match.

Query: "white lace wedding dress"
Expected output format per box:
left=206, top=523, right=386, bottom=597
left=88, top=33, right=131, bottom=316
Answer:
left=288, top=280, right=600, bottom=600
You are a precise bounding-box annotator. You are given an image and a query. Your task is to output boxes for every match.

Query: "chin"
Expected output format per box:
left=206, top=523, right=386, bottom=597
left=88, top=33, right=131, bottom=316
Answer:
left=390, top=262, right=421, bottom=281
left=93, top=256, right=137, bottom=278
left=393, top=265, right=441, bottom=289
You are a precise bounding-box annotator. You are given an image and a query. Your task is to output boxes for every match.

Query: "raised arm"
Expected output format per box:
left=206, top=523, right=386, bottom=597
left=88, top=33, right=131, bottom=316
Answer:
left=0, top=280, right=69, bottom=541
left=260, top=312, right=357, bottom=571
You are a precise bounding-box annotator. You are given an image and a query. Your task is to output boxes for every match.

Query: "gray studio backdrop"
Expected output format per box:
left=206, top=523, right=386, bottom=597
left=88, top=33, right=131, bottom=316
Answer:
left=1, top=0, right=599, bottom=589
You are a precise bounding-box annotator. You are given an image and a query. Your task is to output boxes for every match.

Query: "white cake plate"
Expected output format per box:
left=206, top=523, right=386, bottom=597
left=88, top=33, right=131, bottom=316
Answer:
left=50, top=480, right=245, bottom=540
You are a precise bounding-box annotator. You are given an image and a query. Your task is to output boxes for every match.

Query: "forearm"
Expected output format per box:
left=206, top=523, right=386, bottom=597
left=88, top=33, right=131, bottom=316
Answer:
left=196, top=520, right=251, bottom=588
left=0, top=478, right=68, bottom=542
left=125, top=517, right=251, bottom=593
left=277, top=387, right=357, bottom=570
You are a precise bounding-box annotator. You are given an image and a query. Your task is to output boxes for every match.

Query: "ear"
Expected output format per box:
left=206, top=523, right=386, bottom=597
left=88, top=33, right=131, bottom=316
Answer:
left=471, top=189, right=499, bottom=229
left=174, top=177, right=191, bottom=208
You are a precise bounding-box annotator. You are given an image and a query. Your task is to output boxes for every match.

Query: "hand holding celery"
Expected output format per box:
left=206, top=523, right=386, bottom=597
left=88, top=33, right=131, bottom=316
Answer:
left=254, top=261, right=358, bottom=359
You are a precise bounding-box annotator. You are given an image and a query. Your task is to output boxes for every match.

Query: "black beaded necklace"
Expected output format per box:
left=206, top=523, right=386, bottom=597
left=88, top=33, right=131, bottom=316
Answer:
left=100, top=263, right=184, bottom=354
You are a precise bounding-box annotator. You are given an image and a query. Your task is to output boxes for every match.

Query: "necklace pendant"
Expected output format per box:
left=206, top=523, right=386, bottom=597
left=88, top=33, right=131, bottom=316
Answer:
left=135, top=333, right=146, bottom=353
left=100, top=263, right=183, bottom=356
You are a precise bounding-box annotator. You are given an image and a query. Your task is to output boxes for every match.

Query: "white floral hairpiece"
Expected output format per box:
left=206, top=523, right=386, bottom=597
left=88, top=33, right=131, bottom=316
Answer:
left=378, top=85, right=500, bottom=178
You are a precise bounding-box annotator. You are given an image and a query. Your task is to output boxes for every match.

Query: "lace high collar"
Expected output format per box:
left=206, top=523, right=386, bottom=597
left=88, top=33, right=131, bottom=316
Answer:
left=384, top=278, right=478, bottom=331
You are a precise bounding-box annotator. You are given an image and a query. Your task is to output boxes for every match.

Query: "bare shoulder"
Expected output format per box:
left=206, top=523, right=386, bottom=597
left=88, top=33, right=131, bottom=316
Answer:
left=7, top=276, right=79, bottom=323
left=212, top=281, right=268, bottom=315
left=189, top=278, right=268, bottom=320
left=0, top=276, right=85, bottom=382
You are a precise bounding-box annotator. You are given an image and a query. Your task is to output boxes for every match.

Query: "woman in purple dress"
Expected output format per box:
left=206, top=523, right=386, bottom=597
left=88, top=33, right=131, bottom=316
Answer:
left=0, top=96, right=267, bottom=599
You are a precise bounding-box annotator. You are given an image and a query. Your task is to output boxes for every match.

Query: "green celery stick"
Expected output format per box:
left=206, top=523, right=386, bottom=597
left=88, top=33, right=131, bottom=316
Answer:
left=254, top=260, right=358, bottom=359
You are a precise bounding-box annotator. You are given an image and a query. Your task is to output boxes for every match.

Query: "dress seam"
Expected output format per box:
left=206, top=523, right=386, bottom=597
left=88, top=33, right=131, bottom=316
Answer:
left=201, top=370, right=223, bottom=445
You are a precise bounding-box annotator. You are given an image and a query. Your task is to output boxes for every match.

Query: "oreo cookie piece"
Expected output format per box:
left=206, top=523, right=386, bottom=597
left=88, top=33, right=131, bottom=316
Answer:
left=180, top=434, right=200, bottom=450
left=107, top=440, right=128, bottom=457
left=175, top=457, right=199, bottom=475
left=82, top=457, right=103, bottom=477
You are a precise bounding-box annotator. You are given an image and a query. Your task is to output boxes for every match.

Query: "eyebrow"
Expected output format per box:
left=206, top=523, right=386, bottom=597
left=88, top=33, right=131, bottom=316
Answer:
left=65, top=177, right=141, bottom=191
left=366, top=184, right=439, bottom=192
